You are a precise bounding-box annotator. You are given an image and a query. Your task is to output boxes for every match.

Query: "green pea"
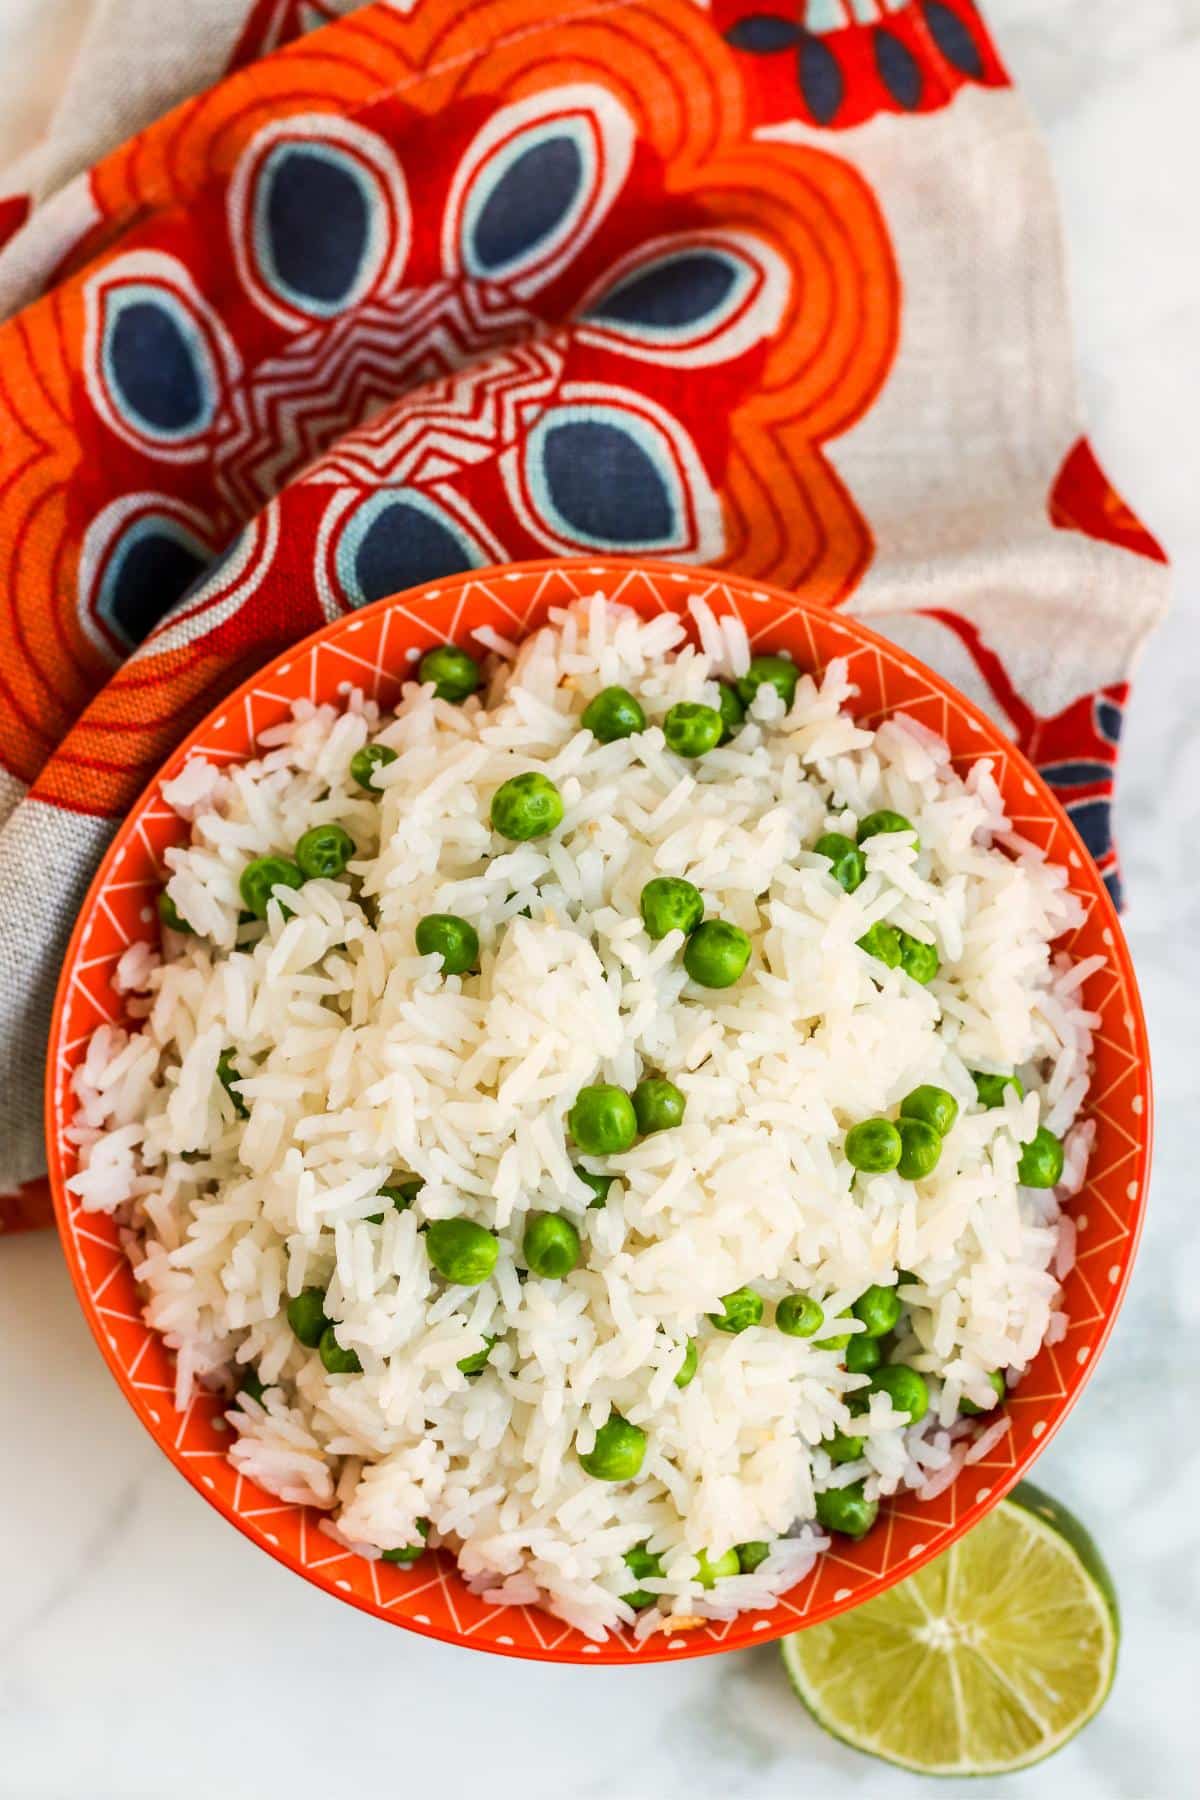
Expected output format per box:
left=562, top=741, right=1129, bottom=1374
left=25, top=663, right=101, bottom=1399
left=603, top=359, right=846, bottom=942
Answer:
left=845, top=1389, right=872, bottom=1419
left=238, top=1369, right=267, bottom=1405
left=898, top=930, right=940, bottom=985
left=815, top=1482, right=878, bottom=1539
left=575, top=1166, right=615, bottom=1209
left=490, top=771, right=564, bottom=841
left=238, top=854, right=305, bottom=920
left=896, top=1116, right=942, bottom=1181
left=972, top=1070, right=1024, bottom=1109
left=294, top=824, right=355, bottom=880
left=1018, top=1125, right=1064, bottom=1188
left=663, top=701, right=723, bottom=759
left=579, top=1414, right=647, bottom=1481
left=381, top=1519, right=430, bottom=1564
left=857, top=809, right=919, bottom=848
left=620, top=1587, right=656, bottom=1612
left=775, top=1294, right=825, bottom=1338
left=845, top=1334, right=882, bottom=1375
left=856, top=921, right=902, bottom=968
left=816, top=1310, right=852, bottom=1352
left=735, top=654, right=798, bottom=712
left=624, top=1540, right=663, bottom=1583
left=708, top=1286, right=764, bottom=1334
left=871, top=1364, right=930, bottom=1424
left=639, top=876, right=704, bottom=941
left=736, top=1540, right=771, bottom=1574
left=844, top=1118, right=902, bottom=1174
left=157, top=890, right=195, bottom=935
left=216, top=1049, right=249, bottom=1120
left=961, top=1370, right=1006, bottom=1416
left=350, top=743, right=398, bottom=791
left=825, top=1429, right=866, bottom=1465
left=568, top=1085, right=637, bottom=1156
left=366, top=1175, right=423, bottom=1224
left=457, top=1333, right=498, bottom=1377
left=286, top=1287, right=328, bottom=1348
left=674, top=1337, right=699, bottom=1389
left=695, top=1547, right=740, bottom=1588
left=683, top=919, right=752, bottom=988
left=900, top=1086, right=958, bottom=1137
left=425, top=1218, right=498, bottom=1286
left=813, top=831, right=866, bottom=895
left=581, top=685, right=646, bottom=743
left=717, top=683, right=746, bottom=743
left=415, top=912, right=479, bottom=975
left=418, top=644, right=480, bottom=703
left=319, top=1324, right=362, bottom=1375
left=524, top=1211, right=582, bottom=1279
left=852, top=1284, right=903, bottom=1339
left=631, top=1076, right=686, bottom=1136
left=621, top=1539, right=663, bottom=1608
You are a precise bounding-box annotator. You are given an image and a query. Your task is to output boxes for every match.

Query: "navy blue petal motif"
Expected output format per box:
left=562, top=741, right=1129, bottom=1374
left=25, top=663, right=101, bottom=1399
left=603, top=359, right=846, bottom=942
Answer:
left=724, top=15, right=801, bottom=53
left=540, top=419, right=674, bottom=546
left=264, top=148, right=372, bottom=308
left=106, top=299, right=206, bottom=435
left=798, top=32, right=845, bottom=125
left=109, top=532, right=210, bottom=642
left=1041, top=760, right=1114, bottom=791
left=874, top=29, right=923, bottom=110
left=92, top=516, right=212, bottom=649
left=355, top=502, right=476, bottom=598
left=587, top=253, right=738, bottom=331
left=922, top=2, right=984, bottom=78
left=470, top=135, right=584, bottom=275
left=1103, top=868, right=1124, bottom=912
left=333, top=492, right=488, bottom=608
left=1065, top=797, right=1113, bottom=865
left=1094, top=698, right=1124, bottom=745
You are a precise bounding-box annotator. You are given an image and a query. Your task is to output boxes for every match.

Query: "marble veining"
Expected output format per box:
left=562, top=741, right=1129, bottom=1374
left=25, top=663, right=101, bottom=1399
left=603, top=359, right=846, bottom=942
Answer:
left=0, top=3, right=1198, bottom=1795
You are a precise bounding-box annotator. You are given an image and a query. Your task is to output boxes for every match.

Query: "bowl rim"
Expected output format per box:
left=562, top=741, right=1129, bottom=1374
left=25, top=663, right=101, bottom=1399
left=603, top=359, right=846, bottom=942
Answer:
left=44, top=554, right=1153, bottom=1663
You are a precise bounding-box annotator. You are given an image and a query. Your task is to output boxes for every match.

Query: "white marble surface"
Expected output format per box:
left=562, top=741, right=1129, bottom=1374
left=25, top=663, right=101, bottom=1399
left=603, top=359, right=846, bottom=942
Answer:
left=1, top=4, right=1199, bottom=1796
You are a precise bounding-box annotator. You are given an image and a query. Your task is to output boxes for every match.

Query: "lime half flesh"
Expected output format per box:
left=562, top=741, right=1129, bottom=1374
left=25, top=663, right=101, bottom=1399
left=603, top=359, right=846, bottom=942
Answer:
left=781, top=1481, right=1119, bottom=1776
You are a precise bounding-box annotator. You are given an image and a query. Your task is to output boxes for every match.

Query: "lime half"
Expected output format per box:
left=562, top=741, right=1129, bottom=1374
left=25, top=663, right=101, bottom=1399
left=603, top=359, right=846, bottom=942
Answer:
left=781, top=1482, right=1119, bottom=1776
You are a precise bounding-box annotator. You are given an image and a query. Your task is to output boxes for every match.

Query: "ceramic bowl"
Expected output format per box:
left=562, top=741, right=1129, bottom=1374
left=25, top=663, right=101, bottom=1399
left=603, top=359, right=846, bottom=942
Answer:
left=45, top=558, right=1151, bottom=1664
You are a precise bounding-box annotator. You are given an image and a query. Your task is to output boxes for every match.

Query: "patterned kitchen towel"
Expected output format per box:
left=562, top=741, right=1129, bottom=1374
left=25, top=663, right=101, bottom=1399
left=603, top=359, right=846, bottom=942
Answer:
left=0, top=0, right=1169, bottom=1228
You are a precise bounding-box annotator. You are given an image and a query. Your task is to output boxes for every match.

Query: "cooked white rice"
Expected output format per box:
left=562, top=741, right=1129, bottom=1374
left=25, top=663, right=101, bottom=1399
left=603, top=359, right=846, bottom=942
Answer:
left=67, top=594, right=1097, bottom=1640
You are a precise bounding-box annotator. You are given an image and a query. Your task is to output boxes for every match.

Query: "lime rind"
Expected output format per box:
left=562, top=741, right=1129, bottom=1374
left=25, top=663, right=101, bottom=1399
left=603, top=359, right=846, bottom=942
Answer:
left=1009, top=1479, right=1120, bottom=1633
left=780, top=1487, right=1119, bottom=1777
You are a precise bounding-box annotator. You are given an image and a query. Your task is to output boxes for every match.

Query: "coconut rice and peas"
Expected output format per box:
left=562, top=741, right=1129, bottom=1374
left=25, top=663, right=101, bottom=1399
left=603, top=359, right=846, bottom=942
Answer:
left=68, top=595, right=1097, bottom=1640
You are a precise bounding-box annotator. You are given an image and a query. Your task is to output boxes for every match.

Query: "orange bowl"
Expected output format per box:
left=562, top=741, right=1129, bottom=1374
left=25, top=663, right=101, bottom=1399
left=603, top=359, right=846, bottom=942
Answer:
left=45, top=558, right=1151, bottom=1663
